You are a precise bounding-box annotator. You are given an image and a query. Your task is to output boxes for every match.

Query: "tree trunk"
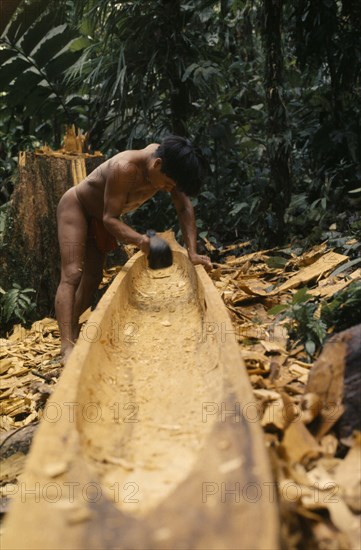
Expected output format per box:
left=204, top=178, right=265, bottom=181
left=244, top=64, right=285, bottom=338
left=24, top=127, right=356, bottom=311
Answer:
left=0, top=151, right=104, bottom=317
left=261, top=0, right=292, bottom=243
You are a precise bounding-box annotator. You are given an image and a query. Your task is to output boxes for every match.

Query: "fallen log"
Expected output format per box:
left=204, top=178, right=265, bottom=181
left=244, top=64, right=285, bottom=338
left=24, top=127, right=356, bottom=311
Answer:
left=2, top=233, right=280, bottom=550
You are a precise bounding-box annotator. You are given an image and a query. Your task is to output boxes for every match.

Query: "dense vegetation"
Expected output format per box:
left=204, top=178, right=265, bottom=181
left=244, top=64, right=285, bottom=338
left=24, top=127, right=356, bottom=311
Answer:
left=1, top=0, right=360, bottom=242
left=1, top=0, right=360, bottom=330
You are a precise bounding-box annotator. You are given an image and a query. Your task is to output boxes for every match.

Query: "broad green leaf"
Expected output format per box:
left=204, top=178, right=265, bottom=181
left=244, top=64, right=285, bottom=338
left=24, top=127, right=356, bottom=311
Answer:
left=20, top=13, right=56, bottom=56
left=197, top=8, right=214, bottom=23
left=22, top=85, right=54, bottom=118
left=266, top=256, right=288, bottom=269
left=289, top=193, right=308, bottom=209
left=313, top=320, right=326, bottom=342
left=2, top=19, right=21, bottom=44
left=0, top=47, right=15, bottom=66
left=268, top=304, right=288, bottom=315
left=229, top=202, right=248, bottom=216
left=6, top=70, right=43, bottom=107
left=291, top=287, right=312, bottom=304
left=2, top=0, right=49, bottom=44
left=200, top=190, right=216, bottom=200
left=0, top=57, right=29, bottom=88
left=30, top=23, right=67, bottom=55
left=45, top=50, right=80, bottom=80
left=69, top=36, right=91, bottom=52
left=181, top=63, right=198, bottom=82
left=44, top=102, right=69, bottom=121
left=221, top=102, right=234, bottom=115
left=31, top=25, right=73, bottom=66
left=18, top=296, right=31, bottom=307
left=79, top=18, right=93, bottom=37
left=229, top=61, right=243, bottom=71
left=14, top=308, right=26, bottom=323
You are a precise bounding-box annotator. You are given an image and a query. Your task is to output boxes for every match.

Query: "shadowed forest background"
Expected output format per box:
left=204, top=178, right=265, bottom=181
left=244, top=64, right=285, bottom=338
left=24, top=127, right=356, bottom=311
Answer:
left=0, top=0, right=360, bottom=325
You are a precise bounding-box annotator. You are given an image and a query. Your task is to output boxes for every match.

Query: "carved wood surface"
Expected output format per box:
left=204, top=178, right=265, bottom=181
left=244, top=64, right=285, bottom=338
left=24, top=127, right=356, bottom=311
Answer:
left=2, top=234, right=280, bottom=549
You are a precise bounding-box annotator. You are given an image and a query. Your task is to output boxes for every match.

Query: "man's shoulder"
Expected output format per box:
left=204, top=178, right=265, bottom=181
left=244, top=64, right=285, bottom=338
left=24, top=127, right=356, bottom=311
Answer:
left=108, top=156, right=140, bottom=178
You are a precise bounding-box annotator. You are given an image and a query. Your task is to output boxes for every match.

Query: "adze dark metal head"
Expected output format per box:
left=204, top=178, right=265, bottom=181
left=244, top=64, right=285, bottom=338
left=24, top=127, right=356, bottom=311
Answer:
left=146, top=229, right=173, bottom=269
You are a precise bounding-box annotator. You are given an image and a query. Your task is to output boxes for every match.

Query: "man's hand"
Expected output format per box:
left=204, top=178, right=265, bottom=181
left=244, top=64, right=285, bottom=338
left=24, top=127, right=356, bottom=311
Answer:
left=188, top=252, right=212, bottom=272
left=138, top=234, right=150, bottom=255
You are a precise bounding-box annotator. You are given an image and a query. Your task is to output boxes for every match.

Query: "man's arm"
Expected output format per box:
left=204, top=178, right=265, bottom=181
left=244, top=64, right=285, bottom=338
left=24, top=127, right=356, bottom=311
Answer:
left=102, top=162, right=150, bottom=253
left=170, top=188, right=212, bottom=270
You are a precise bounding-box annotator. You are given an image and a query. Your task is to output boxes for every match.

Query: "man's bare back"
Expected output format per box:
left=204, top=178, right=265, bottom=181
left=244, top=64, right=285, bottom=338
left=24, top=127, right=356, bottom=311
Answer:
left=75, top=144, right=160, bottom=219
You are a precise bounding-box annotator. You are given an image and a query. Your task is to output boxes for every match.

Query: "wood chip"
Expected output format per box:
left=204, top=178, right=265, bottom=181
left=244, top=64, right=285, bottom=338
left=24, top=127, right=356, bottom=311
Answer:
left=275, top=251, right=348, bottom=292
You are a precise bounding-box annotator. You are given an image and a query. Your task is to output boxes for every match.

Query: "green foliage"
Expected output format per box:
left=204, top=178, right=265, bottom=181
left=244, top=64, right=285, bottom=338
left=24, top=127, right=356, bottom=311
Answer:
left=1, top=0, right=360, bottom=246
left=0, top=283, right=36, bottom=328
left=269, top=288, right=327, bottom=358
left=0, top=0, right=87, bottom=184
left=321, top=283, right=361, bottom=333
left=291, top=0, right=361, bottom=193
left=269, top=281, right=361, bottom=360
left=68, top=0, right=235, bottom=149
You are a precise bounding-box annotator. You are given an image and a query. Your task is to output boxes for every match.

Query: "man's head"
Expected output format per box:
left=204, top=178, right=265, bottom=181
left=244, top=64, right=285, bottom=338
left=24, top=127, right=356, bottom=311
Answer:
left=154, top=136, right=208, bottom=197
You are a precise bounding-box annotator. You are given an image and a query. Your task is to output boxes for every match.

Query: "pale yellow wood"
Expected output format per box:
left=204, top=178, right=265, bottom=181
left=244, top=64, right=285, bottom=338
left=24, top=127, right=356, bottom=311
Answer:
left=2, top=233, right=280, bottom=550
left=275, top=251, right=348, bottom=292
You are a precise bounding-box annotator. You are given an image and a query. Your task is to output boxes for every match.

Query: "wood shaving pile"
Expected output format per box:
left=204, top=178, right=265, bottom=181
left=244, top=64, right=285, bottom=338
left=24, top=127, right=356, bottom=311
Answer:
left=1, top=318, right=61, bottom=431
left=207, top=238, right=360, bottom=549
left=1, top=242, right=360, bottom=548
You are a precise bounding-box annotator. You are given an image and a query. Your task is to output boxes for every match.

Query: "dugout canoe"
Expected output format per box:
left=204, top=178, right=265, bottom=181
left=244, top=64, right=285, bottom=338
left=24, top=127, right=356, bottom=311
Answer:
left=2, top=232, right=280, bottom=550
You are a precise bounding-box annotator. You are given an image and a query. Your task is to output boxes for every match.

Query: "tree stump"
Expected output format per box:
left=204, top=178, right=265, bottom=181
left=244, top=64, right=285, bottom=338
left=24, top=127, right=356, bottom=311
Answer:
left=0, top=151, right=104, bottom=317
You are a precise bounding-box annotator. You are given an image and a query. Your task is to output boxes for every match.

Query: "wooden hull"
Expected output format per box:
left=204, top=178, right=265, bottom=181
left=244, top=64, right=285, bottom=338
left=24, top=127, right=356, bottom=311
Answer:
left=2, top=234, right=279, bottom=549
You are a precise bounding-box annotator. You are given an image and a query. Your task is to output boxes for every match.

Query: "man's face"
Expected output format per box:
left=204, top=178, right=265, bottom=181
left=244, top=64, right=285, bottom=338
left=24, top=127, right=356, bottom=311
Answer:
left=158, top=174, right=177, bottom=192
left=151, top=159, right=177, bottom=192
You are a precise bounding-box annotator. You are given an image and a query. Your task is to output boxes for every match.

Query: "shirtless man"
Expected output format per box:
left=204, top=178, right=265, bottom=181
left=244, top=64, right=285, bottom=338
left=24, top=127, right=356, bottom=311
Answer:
left=55, top=136, right=212, bottom=362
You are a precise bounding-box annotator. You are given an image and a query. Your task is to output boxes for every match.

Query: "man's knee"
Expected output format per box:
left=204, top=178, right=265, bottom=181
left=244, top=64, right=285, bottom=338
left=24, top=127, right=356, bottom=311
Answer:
left=61, top=265, right=83, bottom=287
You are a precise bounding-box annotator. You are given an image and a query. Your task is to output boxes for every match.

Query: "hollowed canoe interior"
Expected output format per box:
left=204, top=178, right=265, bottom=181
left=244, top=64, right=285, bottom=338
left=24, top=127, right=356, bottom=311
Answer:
left=76, top=252, right=222, bottom=516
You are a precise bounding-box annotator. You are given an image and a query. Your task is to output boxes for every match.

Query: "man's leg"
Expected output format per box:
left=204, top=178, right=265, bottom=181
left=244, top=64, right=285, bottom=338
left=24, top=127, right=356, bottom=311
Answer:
left=73, top=239, right=105, bottom=338
left=55, top=188, right=88, bottom=362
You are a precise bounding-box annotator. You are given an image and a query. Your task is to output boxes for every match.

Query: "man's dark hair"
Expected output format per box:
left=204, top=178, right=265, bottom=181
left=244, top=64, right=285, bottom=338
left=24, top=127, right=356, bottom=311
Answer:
left=155, top=136, right=209, bottom=197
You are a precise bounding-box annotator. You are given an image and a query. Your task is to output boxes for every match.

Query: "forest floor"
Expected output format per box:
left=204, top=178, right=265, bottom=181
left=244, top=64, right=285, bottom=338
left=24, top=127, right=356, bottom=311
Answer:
left=1, top=238, right=360, bottom=549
